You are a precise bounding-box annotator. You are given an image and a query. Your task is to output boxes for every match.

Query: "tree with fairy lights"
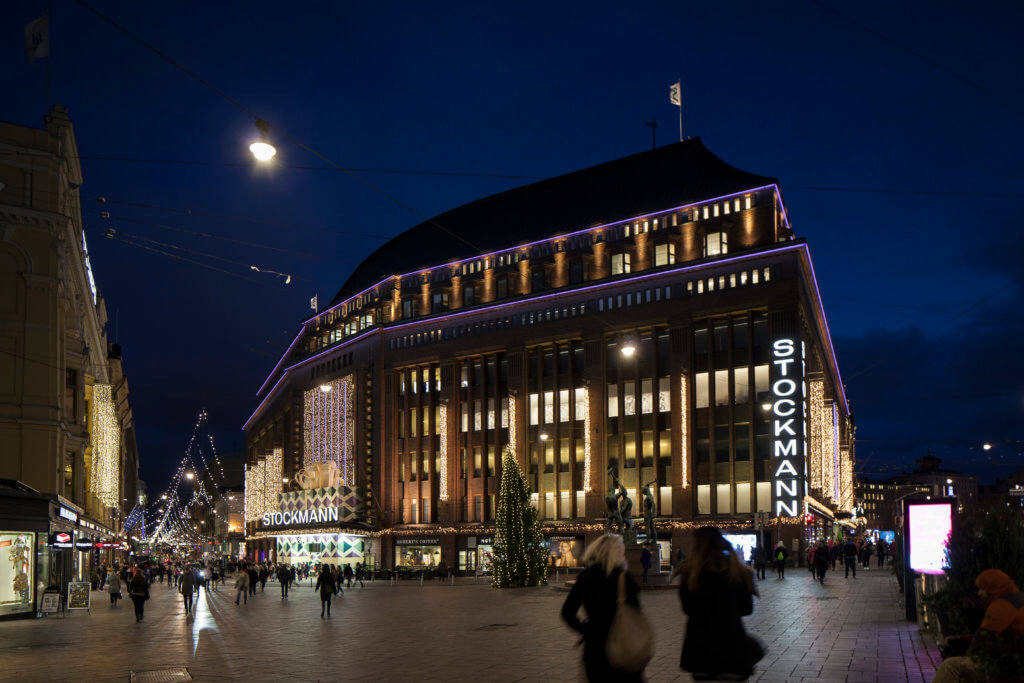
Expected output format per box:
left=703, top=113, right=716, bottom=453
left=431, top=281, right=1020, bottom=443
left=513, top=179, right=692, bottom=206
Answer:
left=491, top=446, right=549, bottom=588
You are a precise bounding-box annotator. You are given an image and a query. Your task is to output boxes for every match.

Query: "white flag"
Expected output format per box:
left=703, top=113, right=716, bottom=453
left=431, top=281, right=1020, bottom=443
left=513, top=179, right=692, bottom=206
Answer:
left=24, top=15, right=49, bottom=64
left=669, top=81, right=681, bottom=107
left=310, top=295, right=318, bottom=311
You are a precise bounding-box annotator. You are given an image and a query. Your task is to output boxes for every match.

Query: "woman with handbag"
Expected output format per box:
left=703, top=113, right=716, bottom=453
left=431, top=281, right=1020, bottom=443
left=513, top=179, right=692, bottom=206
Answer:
left=107, top=571, right=122, bottom=607
left=128, top=567, right=150, bottom=623
left=561, top=534, right=650, bottom=682
left=678, top=526, right=764, bottom=680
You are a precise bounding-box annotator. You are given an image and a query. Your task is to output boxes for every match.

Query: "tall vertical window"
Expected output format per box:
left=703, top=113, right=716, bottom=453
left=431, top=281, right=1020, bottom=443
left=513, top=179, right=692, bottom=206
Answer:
left=64, top=369, right=77, bottom=420
left=611, top=252, right=631, bottom=275
left=464, top=284, right=476, bottom=307
left=654, top=243, right=676, bottom=267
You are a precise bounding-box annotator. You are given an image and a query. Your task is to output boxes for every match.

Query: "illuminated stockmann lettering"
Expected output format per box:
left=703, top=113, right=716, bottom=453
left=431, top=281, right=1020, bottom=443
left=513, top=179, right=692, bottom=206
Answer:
left=771, top=338, right=804, bottom=517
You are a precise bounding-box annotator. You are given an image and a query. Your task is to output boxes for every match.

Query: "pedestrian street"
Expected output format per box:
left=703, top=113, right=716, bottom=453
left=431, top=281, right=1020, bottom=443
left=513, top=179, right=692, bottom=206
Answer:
left=0, top=567, right=941, bottom=682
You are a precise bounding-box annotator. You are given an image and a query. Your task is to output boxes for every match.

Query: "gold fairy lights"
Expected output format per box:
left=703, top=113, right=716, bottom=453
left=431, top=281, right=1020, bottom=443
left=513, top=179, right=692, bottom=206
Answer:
left=439, top=402, right=449, bottom=501
left=809, top=379, right=824, bottom=492
left=823, top=402, right=837, bottom=502
left=679, top=374, right=689, bottom=488
left=304, top=374, right=355, bottom=485
left=507, top=394, right=517, bottom=456
left=582, top=386, right=592, bottom=493
left=89, top=383, right=120, bottom=508
left=244, top=448, right=283, bottom=523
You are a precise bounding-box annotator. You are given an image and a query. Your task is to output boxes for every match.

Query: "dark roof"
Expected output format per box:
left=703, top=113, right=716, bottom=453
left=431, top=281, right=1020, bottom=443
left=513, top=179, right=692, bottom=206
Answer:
left=331, top=138, right=776, bottom=303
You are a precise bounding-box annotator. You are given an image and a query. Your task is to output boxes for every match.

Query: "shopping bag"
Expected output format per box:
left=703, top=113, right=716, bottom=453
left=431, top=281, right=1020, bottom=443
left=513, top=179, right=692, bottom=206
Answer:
left=605, top=571, right=654, bottom=673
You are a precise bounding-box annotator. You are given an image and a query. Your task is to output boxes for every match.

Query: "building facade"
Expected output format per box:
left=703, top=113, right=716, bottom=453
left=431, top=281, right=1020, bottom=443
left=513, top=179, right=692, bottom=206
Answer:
left=0, top=107, right=139, bottom=616
left=244, top=140, right=855, bottom=571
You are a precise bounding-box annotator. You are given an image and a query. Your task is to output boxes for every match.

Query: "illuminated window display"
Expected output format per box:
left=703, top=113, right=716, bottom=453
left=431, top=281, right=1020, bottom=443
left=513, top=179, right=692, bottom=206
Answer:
left=0, top=532, right=35, bottom=616
left=395, top=543, right=441, bottom=567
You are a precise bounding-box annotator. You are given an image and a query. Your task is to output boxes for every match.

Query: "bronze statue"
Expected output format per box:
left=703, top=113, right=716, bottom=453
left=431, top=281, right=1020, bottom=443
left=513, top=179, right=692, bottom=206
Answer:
left=611, top=471, right=633, bottom=530
left=605, top=470, right=623, bottom=532
left=641, top=480, right=657, bottom=540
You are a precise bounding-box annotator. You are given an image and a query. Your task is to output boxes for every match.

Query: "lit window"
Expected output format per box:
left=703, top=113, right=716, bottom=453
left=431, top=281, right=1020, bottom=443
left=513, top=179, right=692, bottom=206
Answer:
left=723, top=202, right=730, bottom=215
left=543, top=391, right=554, bottom=424
left=713, top=204, right=720, bottom=217
left=623, top=381, right=636, bottom=416
left=705, top=231, right=728, bottom=257
left=607, top=384, right=618, bottom=418
left=752, top=269, right=759, bottom=284
left=744, top=196, right=751, bottom=210
left=611, top=252, right=631, bottom=275
left=702, top=206, right=709, bottom=220
left=654, top=243, right=676, bottom=267
left=529, top=393, right=539, bottom=425
left=695, top=372, right=709, bottom=409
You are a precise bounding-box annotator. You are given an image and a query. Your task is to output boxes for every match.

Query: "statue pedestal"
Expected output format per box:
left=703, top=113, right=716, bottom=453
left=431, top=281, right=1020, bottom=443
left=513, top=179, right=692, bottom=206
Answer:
left=621, top=529, right=637, bottom=546
left=625, top=543, right=662, bottom=580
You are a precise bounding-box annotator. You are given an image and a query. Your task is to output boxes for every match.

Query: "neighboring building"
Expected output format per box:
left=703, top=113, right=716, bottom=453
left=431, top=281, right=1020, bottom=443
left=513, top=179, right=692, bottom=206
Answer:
left=977, top=469, right=1024, bottom=520
left=856, top=454, right=978, bottom=533
left=214, top=487, right=244, bottom=559
left=0, top=106, right=139, bottom=617
left=244, top=139, right=856, bottom=572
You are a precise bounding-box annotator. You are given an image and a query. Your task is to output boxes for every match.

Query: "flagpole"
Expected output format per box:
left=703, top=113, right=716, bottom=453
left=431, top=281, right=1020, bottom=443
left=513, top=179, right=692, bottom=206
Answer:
left=677, top=78, right=683, bottom=141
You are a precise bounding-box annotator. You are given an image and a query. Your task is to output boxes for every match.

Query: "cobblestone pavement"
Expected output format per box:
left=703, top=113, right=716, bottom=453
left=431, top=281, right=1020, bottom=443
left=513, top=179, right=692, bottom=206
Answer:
left=0, top=565, right=940, bottom=682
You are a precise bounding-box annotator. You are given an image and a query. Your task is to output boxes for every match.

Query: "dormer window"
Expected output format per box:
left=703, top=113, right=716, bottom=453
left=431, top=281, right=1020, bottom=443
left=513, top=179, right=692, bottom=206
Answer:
left=705, top=232, right=728, bottom=257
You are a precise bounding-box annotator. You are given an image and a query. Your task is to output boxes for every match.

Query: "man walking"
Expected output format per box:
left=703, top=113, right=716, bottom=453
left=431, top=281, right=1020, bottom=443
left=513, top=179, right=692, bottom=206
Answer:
left=774, top=541, right=788, bottom=579
left=180, top=565, right=195, bottom=615
left=752, top=544, right=768, bottom=581
left=235, top=564, right=250, bottom=605
left=843, top=537, right=858, bottom=578
left=280, top=564, right=291, bottom=599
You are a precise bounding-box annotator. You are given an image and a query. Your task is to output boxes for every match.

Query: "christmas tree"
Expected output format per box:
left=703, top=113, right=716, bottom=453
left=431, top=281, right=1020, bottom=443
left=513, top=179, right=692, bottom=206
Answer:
left=491, top=446, right=549, bottom=588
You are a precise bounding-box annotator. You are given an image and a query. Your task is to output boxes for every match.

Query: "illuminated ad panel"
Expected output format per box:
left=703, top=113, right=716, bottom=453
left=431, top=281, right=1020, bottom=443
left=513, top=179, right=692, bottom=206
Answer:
left=907, top=501, right=952, bottom=575
left=770, top=337, right=805, bottom=517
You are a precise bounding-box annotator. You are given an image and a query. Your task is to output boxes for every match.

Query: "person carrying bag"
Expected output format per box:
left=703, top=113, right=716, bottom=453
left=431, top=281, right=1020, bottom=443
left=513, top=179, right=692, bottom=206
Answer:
left=561, top=534, right=652, bottom=682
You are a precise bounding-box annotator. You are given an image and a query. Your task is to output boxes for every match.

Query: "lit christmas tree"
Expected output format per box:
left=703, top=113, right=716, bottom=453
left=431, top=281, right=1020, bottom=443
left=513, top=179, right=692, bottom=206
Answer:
left=491, top=446, right=549, bottom=588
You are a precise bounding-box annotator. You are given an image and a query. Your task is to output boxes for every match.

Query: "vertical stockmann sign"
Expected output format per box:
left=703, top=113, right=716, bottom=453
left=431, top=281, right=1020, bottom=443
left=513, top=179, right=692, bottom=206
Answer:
left=770, top=338, right=806, bottom=517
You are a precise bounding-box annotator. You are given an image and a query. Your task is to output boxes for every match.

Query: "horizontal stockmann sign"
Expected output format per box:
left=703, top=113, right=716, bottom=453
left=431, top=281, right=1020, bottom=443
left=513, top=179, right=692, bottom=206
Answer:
left=262, top=507, right=340, bottom=527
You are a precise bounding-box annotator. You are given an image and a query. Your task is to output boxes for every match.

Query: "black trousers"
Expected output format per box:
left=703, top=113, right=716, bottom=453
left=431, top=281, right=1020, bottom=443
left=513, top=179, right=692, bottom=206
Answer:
left=131, top=596, right=145, bottom=619
left=775, top=559, right=785, bottom=578
left=182, top=591, right=193, bottom=613
left=281, top=581, right=289, bottom=597
left=320, top=595, right=331, bottom=615
left=844, top=557, right=857, bottom=577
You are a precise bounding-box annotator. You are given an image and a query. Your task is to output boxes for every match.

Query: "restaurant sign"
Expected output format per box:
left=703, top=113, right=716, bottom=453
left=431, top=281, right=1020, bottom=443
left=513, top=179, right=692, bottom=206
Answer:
left=395, top=537, right=440, bottom=546
left=50, top=532, right=74, bottom=549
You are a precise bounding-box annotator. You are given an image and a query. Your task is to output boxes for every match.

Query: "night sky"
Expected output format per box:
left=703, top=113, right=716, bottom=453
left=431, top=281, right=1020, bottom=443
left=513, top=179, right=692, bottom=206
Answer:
left=4, top=2, right=1022, bottom=491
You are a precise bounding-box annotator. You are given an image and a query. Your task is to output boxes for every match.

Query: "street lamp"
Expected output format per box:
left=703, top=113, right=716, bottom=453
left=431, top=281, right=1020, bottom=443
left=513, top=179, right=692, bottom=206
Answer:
left=249, top=119, right=276, bottom=162
left=320, top=384, right=332, bottom=393
left=539, top=432, right=549, bottom=441
left=185, top=472, right=195, bottom=481
left=282, top=477, right=289, bottom=484
left=982, top=442, right=992, bottom=451
left=620, top=337, right=637, bottom=357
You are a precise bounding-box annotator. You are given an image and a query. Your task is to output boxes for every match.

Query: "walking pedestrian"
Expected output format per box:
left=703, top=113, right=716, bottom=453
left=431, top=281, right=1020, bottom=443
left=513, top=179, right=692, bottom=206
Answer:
left=128, top=567, right=150, bottom=623
left=560, top=533, right=647, bottom=682
left=234, top=564, right=250, bottom=605
left=813, top=541, right=829, bottom=585
left=677, top=526, right=763, bottom=680
left=843, top=537, right=858, bottom=578
left=773, top=541, right=788, bottom=579
left=107, top=571, right=122, bottom=607
left=354, top=562, right=366, bottom=587
left=807, top=544, right=817, bottom=580
left=99, top=565, right=108, bottom=590
left=344, top=563, right=355, bottom=589
left=752, top=544, right=768, bottom=581
left=248, top=565, right=258, bottom=596
left=280, top=564, right=291, bottom=599
left=315, top=566, right=336, bottom=617
left=876, top=540, right=887, bottom=568
left=180, top=565, right=195, bottom=614
left=861, top=541, right=873, bottom=569
left=829, top=541, right=839, bottom=570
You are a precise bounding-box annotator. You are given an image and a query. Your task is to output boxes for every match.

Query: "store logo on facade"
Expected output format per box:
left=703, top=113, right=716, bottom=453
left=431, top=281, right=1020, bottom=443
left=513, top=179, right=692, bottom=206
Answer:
left=771, top=338, right=803, bottom=517
left=58, top=506, right=78, bottom=523
left=262, top=507, right=340, bottom=527
left=51, top=532, right=74, bottom=549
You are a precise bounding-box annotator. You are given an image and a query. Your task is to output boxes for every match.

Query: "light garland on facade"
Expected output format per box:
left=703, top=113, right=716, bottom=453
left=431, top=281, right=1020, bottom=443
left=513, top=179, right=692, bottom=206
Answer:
left=582, top=386, right=592, bottom=492
left=823, top=400, right=836, bottom=503
left=679, top=374, right=689, bottom=488
left=839, top=447, right=854, bottom=511
left=89, top=383, right=120, bottom=508
left=304, top=374, right=355, bottom=484
left=507, top=394, right=517, bottom=456
left=244, top=459, right=266, bottom=522
left=809, top=379, right=824, bottom=492
left=438, top=403, right=449, bottom=501
left=831, top=405, right=840, bottom=502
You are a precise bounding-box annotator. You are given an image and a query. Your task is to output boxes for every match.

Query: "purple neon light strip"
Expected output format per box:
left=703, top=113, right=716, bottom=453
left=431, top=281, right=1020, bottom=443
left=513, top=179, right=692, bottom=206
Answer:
left=387, top=241, right=803, bottom=332
left=302, top=183, right=780, bottom=326
left=256, top=328, right=305, bottom=397
left=798, top=243, right=849, bottom=413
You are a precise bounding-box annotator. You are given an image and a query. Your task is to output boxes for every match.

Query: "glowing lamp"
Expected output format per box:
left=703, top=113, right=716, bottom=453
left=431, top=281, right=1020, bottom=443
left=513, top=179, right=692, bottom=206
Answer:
left=319, top=384, right=332, bottom=393
left=249, top=141, right=276, bottom=161
left=982, top=443, right=992, bottom=451
left=539, top=432, right=549, bottom=441
left=620, top=342, right=636, bottom=357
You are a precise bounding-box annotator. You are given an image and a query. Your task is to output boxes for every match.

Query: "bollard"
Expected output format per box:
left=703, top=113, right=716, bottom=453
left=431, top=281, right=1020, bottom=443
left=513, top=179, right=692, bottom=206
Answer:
left=420, top=573, right=424, bottom=586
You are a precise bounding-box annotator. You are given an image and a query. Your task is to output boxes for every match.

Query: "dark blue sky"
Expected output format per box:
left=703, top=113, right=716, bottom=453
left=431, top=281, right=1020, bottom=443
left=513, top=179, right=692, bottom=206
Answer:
left=5, top=1, right=1022, bottom=489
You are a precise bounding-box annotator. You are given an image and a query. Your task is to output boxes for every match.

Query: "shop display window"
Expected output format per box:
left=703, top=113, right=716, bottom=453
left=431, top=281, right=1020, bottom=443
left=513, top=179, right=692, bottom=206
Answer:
left=0, top=532, right=35, bottom=615
left=395, top=545, right=440, bottom=567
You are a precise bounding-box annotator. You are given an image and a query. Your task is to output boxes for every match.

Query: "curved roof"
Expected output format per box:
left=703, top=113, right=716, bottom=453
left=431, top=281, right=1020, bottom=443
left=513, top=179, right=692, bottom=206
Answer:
left=332, top=138, right=776, bottom=304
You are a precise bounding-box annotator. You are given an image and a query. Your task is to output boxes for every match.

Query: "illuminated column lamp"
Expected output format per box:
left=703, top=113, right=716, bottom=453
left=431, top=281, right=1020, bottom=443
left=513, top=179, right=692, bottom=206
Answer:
left=89, top=384, right=121, bottom=508
left=438, top=403, right=449, bottom=501
left=809, top=380, right=824, bottom=492
left=581, top=386, right=591, bottom=493
left=679, top=374, right=689, bottom=488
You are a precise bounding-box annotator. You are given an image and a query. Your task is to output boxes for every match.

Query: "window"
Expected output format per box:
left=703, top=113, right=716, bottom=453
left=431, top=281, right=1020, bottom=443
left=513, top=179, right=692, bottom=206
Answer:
left=733, top=367, right=749, bottom=404
left=497, top=277, right=508, bottom=299
left=463, top=285, right=476, bottom=307
left=695, top=372, right=709, bottom=409
left=65, top=369, right=77, bottom=419
left=611, top=252, right=631, bottom=275
left=705, top=231, right=728, bottom=257
left=654, top=243, right=675, bottom=267
left=402, top=299, right=417, bottom=319
left=607, top=384, right=618, bottom=418
left=574, top=387, right=586, bottom=420
left=431, top=292, right=449, bottom=313
left=714, top=370, right=729, bottom=406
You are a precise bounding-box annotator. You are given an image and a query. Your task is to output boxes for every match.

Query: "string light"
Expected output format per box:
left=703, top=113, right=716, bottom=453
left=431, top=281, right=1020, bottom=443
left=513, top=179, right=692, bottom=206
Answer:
left=304, top=374, right=355, bottom=483
left=823, top=401, right=836, bottom=502
left=581, top=386, right=592, bottom=493
left=679, top=374, right=689, bottom=488
left=809, top=379, right=824, bottom=492
left=507, top=394, right=517, bottom=456
left=89, top=384, right=120, bottom=508
left=439, top=403, right=449, bottom=501
left=491, top=446, right=549, bottom=588
left=839, top=447, right=854, bottom=511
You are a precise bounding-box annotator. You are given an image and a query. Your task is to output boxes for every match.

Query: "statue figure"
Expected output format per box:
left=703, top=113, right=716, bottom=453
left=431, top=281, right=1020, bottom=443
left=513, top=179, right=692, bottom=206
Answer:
left=611, top=471, right=633, bottom=530
left=641, top=480, right=657, bottom=540
left=605, top=470, right=623, bottom=532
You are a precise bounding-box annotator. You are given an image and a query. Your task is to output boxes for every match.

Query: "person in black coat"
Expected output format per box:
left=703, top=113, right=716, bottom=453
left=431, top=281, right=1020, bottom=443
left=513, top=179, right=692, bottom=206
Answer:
left=678, top=526, right=763, bottom=680
left=812, top=541, right=829, bottom=584
left=128, top=567, right=150, bottom=623
left=315, top=567, right=336, bottom=617
left=561, top=533, right=645, bottom=682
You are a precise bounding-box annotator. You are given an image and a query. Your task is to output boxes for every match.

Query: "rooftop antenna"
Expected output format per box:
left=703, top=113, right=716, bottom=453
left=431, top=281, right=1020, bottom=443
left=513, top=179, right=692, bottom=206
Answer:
left=643, top=118, right=658, bottom=150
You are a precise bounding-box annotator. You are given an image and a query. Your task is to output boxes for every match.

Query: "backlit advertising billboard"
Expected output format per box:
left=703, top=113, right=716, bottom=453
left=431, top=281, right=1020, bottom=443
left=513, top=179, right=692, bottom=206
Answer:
left=906, top=501, right=952, bottom=575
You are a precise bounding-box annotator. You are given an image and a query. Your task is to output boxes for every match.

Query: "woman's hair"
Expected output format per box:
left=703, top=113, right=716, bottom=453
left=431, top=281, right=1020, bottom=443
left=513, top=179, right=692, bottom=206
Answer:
left=582, top=533, right=626, bottom=575
left=682, top=526, right=755, bottom=593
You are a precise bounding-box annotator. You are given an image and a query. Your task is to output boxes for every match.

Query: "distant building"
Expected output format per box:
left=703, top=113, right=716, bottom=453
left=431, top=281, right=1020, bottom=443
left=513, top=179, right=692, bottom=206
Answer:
left=977, top=469, right=1024, bottom=520
left=856, top=454, right=978, bottom=533
left=0, top=106, right=140, bottom=616
left=245, top=139, right=856, bottom=571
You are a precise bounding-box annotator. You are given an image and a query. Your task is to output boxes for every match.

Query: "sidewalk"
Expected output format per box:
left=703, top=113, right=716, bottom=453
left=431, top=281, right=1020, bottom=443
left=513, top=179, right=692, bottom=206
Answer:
left=0, top=568, right=940, bottom=682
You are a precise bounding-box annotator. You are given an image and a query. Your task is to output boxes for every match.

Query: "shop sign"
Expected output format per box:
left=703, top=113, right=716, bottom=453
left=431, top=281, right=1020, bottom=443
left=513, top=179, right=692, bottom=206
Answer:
left=95, top=541, right=121, bottom=549
left=477, top=536, right=493, bottom=545
left=67, top=582, right=91, bottom=610
left=58, top=506, right=78, bottom=523
left=74, top=536, right=94, bottom=551
left=395, top=537, right=440, bottom=546
left=770, top=338, right=805, bottom=518
left=40, top=591, right=60, bottom=614
left=261, top=507, right=340, bottom=527
left=50, top=532, right=74, bottom=549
